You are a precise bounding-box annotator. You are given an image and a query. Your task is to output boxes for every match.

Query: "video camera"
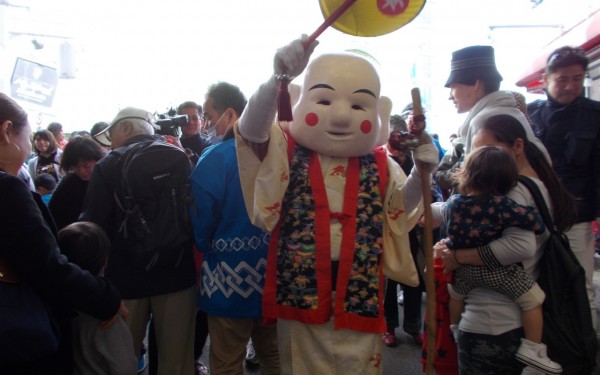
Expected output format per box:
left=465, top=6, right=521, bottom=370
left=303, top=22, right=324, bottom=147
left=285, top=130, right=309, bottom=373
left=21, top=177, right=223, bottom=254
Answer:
left=154, top=115, right=188, bottom=137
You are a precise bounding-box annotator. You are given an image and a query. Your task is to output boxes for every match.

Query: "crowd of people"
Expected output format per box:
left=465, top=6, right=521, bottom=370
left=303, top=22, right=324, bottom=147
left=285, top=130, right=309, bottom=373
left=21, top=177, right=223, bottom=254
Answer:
left=0, top=33, right=598, bottom=375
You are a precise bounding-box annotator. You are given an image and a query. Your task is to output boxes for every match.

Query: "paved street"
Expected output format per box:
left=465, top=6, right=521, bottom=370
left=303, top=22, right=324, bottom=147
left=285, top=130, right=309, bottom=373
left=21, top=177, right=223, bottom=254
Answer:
left=149, top=265, right=600, bottom=374
left=200, top=307, right=425, bottom=375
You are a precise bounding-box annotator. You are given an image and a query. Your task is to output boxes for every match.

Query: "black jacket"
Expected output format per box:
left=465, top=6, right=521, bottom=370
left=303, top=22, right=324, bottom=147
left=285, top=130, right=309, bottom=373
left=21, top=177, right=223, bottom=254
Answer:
left=181, top=133, right=211, bottom=165
left=80, top=134, right=196, bottom=299
left=48, top=173, right=89, bottom=231
left=528, top=94, right=600, bottom=223
left=1, top=169, right=120, bottom=373
left=0, top=170, right=120, bottom=317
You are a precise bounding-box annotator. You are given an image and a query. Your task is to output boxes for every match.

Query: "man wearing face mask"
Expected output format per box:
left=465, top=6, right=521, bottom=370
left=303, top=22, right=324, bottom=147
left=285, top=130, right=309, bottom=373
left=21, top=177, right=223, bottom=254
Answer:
left=201, top=82, right=246, bottom=145
left=193, top=81, right=272, bottom=373
left=190, top=83, right=247, bottom=374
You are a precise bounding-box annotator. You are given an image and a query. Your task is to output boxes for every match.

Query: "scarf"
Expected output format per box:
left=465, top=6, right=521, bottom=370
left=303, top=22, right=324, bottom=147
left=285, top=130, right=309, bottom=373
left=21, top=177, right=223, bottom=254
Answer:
left=262, top=144, right=389, bottom=333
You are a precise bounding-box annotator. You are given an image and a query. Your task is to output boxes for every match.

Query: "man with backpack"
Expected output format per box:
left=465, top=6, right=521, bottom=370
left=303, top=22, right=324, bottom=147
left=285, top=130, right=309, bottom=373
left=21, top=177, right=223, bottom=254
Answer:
left=82, top=107, right=197, bottom=375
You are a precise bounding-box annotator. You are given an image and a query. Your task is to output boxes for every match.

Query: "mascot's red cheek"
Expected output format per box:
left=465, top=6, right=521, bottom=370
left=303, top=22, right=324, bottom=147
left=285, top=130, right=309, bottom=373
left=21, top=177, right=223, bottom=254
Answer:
left=305, top=112, right=319, bottom=127
left=360, top=120, right=372, bottom=134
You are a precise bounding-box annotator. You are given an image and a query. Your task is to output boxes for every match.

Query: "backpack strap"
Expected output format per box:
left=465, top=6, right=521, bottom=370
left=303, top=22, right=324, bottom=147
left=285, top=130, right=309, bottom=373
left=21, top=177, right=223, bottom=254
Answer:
left=517, top=175, right=556, bottom=234
left=112, top=141, right=152, bottom=239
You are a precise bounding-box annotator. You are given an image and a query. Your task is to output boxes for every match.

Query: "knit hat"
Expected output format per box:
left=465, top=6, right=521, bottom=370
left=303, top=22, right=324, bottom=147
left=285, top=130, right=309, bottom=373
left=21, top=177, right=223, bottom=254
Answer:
left=445, top=45, right=503, bottom=88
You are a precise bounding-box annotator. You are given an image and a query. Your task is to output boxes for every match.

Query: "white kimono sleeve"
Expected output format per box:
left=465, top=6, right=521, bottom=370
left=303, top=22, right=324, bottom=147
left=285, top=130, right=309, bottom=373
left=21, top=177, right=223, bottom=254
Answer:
left=235, top=123, right=289, bottom=232
left=381, top=156, right=423, bottom=286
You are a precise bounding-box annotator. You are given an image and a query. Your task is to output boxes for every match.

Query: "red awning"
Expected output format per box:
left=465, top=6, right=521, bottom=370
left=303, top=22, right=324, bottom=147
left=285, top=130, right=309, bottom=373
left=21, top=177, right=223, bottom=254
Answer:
left=515, top=8, right=600, bottom=93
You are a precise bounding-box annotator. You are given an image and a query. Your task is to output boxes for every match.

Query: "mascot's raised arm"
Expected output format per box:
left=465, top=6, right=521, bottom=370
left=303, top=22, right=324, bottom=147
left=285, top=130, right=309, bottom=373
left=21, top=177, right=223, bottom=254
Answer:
left=235, top=34, right=438, bottom=375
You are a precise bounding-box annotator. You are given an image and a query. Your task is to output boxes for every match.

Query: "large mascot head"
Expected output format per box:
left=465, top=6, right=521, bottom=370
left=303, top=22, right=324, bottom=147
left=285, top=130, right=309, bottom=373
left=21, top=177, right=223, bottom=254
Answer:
left=289, top=53, right=392, bottom=157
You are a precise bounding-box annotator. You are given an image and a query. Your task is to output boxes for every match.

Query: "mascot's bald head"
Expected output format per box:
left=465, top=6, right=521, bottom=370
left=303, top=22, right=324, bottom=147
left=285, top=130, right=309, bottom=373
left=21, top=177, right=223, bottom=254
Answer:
left=290, top=53, right=392, bottom=157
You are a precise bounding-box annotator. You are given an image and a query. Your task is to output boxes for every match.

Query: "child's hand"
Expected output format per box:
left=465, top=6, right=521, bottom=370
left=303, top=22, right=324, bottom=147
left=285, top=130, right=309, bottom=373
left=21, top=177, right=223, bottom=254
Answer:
left=441, top=248, right=461, bottom=274
left=433, top=239, right=447, bottom=258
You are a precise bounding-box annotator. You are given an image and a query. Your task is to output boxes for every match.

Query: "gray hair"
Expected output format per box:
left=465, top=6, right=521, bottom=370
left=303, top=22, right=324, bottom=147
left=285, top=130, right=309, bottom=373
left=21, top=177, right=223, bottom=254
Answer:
left=117, top=117, right=155, bottom=135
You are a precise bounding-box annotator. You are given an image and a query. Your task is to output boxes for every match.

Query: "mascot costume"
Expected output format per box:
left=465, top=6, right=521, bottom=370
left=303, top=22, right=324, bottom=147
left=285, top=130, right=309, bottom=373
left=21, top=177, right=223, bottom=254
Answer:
left=235, top=35, right=438, bottom=374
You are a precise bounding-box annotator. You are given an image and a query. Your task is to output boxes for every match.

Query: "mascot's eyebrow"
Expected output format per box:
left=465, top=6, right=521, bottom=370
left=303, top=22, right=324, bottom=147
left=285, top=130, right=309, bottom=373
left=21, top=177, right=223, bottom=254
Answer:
left=353, top=88, right=376, bottom=98
left=309, top=83, right=335, bottom=91
left=308, top=84, right=376, bottom=98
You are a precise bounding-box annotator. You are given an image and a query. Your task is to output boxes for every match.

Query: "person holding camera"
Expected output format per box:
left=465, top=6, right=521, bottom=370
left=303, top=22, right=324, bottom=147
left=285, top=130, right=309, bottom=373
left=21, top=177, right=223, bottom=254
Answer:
left=173, top=102, right=210, bottom=374
left=177, top=101, right=211, bottom=165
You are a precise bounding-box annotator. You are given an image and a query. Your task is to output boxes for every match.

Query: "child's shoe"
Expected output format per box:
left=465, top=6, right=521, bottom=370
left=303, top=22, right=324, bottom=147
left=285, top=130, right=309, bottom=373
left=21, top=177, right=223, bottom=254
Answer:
left=515, top=338, right=562, bottom=374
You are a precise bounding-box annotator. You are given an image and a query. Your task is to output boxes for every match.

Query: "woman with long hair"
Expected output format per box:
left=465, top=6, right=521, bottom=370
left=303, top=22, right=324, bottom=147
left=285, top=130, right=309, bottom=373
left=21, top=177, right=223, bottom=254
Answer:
left=440, top=114, right=575, bottom=374
left=0, top=93, right=123, bottom=373
left=28, top=129, right=63, bottom=182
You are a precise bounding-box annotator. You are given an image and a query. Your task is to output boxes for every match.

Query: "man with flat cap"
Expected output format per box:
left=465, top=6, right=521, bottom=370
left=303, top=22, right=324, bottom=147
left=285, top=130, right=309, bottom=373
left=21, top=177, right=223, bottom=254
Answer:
left=444, top=45, right=546, bottom=155
left=436, top=45, right=548, bottom=197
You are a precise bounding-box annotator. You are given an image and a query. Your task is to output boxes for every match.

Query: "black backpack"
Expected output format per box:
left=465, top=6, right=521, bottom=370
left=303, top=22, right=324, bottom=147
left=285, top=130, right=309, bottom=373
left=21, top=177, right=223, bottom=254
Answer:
left=113, top=139, right=194, bottom=271
left=519, top=176, right=597, bottom=374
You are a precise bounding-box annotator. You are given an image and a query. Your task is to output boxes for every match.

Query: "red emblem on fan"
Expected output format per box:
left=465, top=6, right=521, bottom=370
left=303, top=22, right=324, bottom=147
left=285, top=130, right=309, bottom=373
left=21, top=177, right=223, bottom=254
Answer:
left=378, top=0, right=408, bottom=15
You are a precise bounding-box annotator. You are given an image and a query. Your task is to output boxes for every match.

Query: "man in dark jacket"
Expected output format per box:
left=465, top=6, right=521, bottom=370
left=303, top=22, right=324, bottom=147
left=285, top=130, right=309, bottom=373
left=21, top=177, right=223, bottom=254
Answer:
left=527, top=46, right=600, bottom=328
left=177, top=100, right=211, bottom=165
left=82, top=107, right=197, bottom=374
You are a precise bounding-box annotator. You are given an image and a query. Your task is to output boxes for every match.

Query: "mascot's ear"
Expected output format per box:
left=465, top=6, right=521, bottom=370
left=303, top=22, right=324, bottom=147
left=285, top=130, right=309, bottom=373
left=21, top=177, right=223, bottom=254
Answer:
left=376, top=96, right=393, bottom=146
left=290, top=83, right=302, bottom=109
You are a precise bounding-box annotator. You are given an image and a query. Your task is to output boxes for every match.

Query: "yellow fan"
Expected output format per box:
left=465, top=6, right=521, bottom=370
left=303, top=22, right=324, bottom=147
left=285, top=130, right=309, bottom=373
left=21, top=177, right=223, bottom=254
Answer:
left=279, top=0, right=426, bottom=121
left=319, top=0, right=426, bottom=37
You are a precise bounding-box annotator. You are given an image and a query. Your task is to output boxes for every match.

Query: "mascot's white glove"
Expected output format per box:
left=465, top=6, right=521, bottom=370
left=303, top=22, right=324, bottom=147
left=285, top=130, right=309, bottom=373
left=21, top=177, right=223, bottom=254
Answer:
left=412, top=131, right=439, bottom=174
left=239, top=35, right=318, bottom=143
left=413, top=143, right=439, bottom=167
left=402, top=136, right=439, bottom=211
left=273, top=34, right=318, bottom=77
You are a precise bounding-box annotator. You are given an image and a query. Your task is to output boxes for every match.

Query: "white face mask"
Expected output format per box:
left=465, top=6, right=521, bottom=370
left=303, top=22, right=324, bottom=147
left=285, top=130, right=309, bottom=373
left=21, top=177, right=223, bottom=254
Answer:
left=205, top=125, right=217, bottom=139
left=202, top=112, right=227, bottom=143
left=206, top=128, right=224, bottom=144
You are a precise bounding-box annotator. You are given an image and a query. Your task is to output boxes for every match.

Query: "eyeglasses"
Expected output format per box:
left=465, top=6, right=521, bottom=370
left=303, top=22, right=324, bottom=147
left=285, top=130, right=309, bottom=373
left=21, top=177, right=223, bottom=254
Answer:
left=547, top=47, right=586, bottom=66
